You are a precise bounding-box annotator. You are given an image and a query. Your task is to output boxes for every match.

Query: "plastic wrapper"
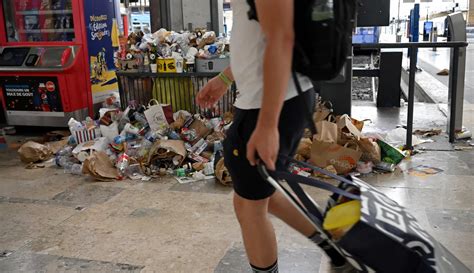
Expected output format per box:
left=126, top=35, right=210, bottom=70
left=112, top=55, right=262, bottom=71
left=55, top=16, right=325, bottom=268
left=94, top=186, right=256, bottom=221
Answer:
left=377, top=139, right=405, bottom=165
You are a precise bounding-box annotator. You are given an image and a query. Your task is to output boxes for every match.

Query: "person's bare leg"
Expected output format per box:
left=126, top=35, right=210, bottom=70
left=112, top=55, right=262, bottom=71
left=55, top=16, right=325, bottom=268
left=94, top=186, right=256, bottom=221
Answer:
left=268, top=190, right=317, bottom=237
left=268, top=190, right=347, bottom=268
left=233, top=192, right=278, bottom=268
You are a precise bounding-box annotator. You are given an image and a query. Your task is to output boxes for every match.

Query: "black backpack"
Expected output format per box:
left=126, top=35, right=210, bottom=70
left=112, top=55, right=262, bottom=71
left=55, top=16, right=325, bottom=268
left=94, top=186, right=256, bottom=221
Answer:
left=247, top=0, right=356, bottom=134
left=247, top=0, right=357, bottom=81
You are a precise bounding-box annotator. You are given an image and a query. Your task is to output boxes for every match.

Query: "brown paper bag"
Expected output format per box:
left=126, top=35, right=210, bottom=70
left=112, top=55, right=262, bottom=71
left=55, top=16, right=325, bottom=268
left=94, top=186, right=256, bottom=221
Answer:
left=83, top=151, right=119, bottom=181
left=315, top=117, right=338, bottom=143
left=18, top=141, right=53, bottom=163
left=215, top=158, right=232, bottom=186
left=336, top=114, right=362, bottom=137
left=310, top=140, right=362, bottom=174
left=357, top=137, right=381, bottom=163
left=147, top=140, right=187, bottom=165
left=336, top=115, right=362, bottom=145
left=351, top=118, right=368, bottom=132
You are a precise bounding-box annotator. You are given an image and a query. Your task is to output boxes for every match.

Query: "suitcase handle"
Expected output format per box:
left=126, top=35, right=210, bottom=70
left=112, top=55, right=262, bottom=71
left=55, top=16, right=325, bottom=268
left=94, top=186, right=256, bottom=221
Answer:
left=257, top=158, right=361, bottom=224
left=283, top=155, right=359, bottom=186
left=257, top=163, right=360, bottom=202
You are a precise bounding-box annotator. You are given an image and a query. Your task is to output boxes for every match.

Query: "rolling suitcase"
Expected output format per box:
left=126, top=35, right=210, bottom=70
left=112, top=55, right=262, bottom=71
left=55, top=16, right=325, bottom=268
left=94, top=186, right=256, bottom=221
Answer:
left=257, top=156, right=472, bottom=273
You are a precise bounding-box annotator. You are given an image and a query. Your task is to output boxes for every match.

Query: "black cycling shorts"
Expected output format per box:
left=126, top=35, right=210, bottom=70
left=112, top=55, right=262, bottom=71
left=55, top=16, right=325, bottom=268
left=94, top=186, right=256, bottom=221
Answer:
left=223, top=90, right=315, bottom=200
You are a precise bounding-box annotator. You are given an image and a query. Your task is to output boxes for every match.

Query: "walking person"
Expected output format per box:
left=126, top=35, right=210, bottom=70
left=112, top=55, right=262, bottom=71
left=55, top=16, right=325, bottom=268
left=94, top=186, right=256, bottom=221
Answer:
left=197, top=0, right=355, bottom=272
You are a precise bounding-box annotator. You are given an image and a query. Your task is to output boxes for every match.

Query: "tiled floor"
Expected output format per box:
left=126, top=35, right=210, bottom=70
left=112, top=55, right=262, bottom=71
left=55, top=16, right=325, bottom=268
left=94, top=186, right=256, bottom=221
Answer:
left=0, top=104, right=473, bottom=272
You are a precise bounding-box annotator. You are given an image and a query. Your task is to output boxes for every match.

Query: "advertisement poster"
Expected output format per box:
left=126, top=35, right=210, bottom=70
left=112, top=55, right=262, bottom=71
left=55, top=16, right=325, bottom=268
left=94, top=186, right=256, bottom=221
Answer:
left=1, top=77, right=63, bottom=112
left=84, top=0, right=119, bottom=104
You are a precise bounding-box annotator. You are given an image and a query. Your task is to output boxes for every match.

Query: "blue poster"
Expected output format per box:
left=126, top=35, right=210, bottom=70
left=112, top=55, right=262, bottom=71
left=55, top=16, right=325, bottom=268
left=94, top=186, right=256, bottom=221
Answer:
left=84, top=0, right=119, bottom=104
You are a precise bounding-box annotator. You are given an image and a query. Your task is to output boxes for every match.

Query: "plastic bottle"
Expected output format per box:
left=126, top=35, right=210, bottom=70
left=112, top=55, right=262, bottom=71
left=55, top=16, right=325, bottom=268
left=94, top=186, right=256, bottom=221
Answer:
left=137, top=132, right=157, bottom=159
left=56, top=156, right=82, bottom=175
left=64, top=163, right=83, bottom=175
left=113, top=134, right=135, bottom=145
left=132, top=112, right=149, bottom=127
left=56, top=155, right=71, bottom=167
left=56, top=146, right=73, bottom=156
left=117, top=153, right=130, bottom=178
left=145, top=130, right=160, bottom=143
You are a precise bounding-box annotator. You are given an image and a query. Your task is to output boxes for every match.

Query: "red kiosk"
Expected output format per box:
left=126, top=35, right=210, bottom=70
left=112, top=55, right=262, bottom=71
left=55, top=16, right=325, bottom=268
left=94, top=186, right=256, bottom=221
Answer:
left=0, top=0, right=121, bottom=127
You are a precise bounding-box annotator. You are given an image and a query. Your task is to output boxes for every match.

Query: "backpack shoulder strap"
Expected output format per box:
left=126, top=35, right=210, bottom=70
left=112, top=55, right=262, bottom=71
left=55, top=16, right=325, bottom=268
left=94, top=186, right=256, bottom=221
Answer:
left=292, top=70, right=317, bottom=135
left=246, top=0, right=258, bottom=21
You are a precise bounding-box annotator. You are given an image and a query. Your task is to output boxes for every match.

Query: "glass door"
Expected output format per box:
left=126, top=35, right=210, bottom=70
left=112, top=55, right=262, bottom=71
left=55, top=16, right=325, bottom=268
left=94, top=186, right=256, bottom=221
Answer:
left=3, top=0, right=75, bottom=42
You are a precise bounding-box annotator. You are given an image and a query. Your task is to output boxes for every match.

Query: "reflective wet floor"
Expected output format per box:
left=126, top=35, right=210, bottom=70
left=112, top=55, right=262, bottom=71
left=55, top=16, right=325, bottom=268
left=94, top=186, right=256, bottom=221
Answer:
left=0, top=104, right=473, bottom=272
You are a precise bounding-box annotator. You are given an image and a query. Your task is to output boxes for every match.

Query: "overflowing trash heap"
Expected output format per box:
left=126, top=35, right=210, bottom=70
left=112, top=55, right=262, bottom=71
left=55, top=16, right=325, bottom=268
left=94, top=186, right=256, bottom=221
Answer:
left=117, top=27, right=229, bottom=73
left=17, top=97, right=447, bottom=184
left=291, top=100, right=413, bottom=178
left=18, top=100, right=233, bottom=185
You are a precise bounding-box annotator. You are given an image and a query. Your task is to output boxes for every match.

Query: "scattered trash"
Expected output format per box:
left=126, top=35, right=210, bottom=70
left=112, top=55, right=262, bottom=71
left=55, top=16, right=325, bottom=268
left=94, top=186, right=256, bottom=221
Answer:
left=455, top=128, right=472, bottom=140
left=377, top=140, right=406, bottom=165
left=25, top=163, right=45, bottom=169
left=385, top=128, right=426, bottom=147
left=18, top=141, right=53, bottom=163
left=413, top=129, right=442, bottom=137
left=83, top=151, right=119, bottom=181
left=215, top=158, right=232, bottom=186
left=16, top=96, right=433, bottom=183
left=313, top=165, right=338, bottom=178
left=0, top=251, right=13, bottom=258
left=437, top=68, right=449, bottom=76
left=310, top=141, right=362, bottom=175
left=43, top=130, right=70, bottom=142
left=175, top=172, right=213, bottom=184
left=45, top=139, right=69, bottom=155
left=374, top=162, right=397, bottom=173
left=357, top=137, right=381, bottom=163
left=356, top=161, right=374, bottom=174
left=408, top=165, right=444, bottom=177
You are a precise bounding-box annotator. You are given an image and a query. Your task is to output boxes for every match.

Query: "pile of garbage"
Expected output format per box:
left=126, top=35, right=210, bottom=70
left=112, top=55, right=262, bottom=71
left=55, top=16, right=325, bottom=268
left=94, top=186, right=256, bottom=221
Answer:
left=117, top=27, right=229, bottom=73
left=17, top=97, right=463, bottom=183
left=292, top=100, right=410, bottom=177
left=17, top=101, right=233, bottom=185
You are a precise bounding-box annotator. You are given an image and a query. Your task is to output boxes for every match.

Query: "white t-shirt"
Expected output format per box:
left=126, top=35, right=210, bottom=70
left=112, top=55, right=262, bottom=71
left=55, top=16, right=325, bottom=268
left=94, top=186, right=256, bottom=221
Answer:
left=230, top=0, right=313, bottom=110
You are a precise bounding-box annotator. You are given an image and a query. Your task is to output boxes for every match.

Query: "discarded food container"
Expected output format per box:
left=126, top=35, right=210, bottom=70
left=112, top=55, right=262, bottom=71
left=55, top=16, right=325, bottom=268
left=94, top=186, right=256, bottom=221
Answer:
left=70, top=127, right=102, bottom=144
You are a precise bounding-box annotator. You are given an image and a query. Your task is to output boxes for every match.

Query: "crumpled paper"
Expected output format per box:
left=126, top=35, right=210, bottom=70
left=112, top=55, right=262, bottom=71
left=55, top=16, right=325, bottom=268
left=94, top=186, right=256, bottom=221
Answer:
left=83, top=151, right=119, bottom=181
left=18, top=141, right=53, bottom=163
